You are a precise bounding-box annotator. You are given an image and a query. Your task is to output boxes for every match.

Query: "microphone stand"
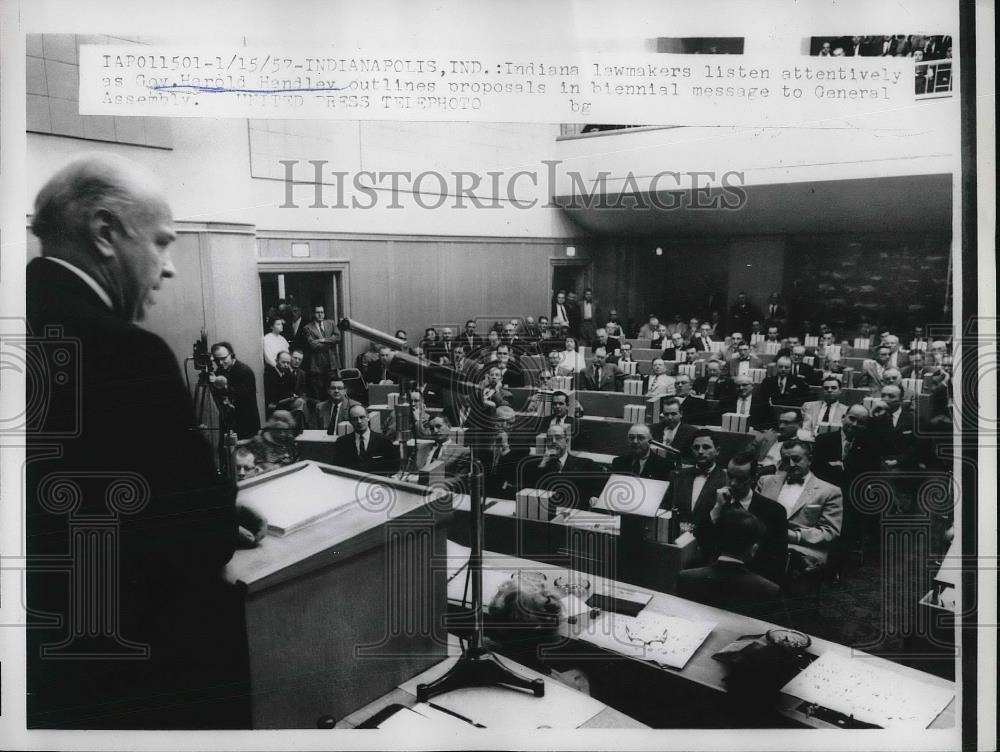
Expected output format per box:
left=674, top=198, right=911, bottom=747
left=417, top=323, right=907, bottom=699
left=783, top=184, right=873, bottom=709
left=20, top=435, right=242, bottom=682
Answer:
left=339, top=319, right=544, bottom=701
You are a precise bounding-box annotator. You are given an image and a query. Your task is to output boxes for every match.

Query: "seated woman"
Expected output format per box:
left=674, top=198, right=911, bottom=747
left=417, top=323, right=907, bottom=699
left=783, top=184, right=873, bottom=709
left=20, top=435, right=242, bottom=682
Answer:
left=484, top=579, right=590, bottom=695
left=559, top=336, right=587, bottom=374
left=244, top=410, right=301, bottom=474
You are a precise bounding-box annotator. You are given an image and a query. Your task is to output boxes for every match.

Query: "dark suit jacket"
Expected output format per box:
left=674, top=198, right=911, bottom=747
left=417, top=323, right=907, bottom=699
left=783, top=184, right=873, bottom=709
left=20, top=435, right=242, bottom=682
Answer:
left=580, top=361, right=622, bottom=391
left=522, top=453, right=603, bottom=509
left=664, top=465, right=728, bottom=521
left=675, top=395, right=708, bottom=425
left=309, top=397, right=362, bottom=433
left=676, top=560, right=786, bottom=623
left=812, top=428, right=884, bottom=516
left=718, top=392, right=772, bottom=430
left=263, top=364, right=299, bottom=411
left=26, top=258, right=248, bottom=728
left=304, top=318, right=341, bottom=373
left=332, top=430, right=399, bottom=474
left=538, top=414, right=579, bottom=439
left=610, top=451, right=672, bottom=481
left=870, top=410, right=920, bottom=467
left=652, top=421, right=698, bottom=464
left=693, top=373, right=734, bottom=402
left=758, top=373, right=811, bottom=408
left=692, top=492, right=789, bottom=585
left=790, top=361, right=819, bottom=385
left=220, top=359, right=261, bottom=439
left=690, top=334, right=713, bottom=352
left=590, top=336, right=621, bottom=353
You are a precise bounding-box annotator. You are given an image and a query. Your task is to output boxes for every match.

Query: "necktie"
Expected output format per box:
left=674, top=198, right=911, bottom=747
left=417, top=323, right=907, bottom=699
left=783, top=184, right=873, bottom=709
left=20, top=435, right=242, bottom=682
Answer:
left=739, top=398, right=748, bottom=415
left=357, top=434, right=367, bottom=458
left=785, top=476, right=804, bottom=485
left=328, top=401, right=341, bottom=430
left=594, top=365, right=602, bottom=389
left=632, top=456, right=641, bottom=475
left=821, top=403, right=831, bottom=423
left=431, top=443, right=442, bottom=462
left=779, top=377, right=786, bottom=393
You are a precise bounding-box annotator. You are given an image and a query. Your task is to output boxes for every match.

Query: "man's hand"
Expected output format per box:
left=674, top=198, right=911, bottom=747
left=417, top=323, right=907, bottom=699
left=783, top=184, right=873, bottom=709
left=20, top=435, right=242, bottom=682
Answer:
left=236, top=504, right=267, bottom=548
left=710, top=486, right=732, bottom=523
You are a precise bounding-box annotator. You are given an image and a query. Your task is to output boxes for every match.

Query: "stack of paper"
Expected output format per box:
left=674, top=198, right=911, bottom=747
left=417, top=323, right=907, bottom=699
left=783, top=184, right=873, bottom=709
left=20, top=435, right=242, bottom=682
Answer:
left=237, top=463, right=359, bottom=536
left=780, top=652, right=954, bottom=729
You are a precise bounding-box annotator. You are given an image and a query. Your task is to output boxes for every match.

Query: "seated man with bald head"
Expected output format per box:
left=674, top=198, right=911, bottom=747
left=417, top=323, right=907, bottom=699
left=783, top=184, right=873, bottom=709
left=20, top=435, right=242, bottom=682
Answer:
left=610, top=423, right=672, bottom=481
left=522, top=424, right=602, bottom=510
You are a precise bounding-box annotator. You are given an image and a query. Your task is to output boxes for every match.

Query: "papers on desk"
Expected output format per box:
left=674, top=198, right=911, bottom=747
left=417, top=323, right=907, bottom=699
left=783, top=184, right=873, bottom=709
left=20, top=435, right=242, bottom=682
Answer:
left=237, top=463, right=359, bottom=536
left=399, top=657, right=606, bottom=728
left=579, top=611, right=715, bottom=669
left=780, top=651, right=954, bottom=729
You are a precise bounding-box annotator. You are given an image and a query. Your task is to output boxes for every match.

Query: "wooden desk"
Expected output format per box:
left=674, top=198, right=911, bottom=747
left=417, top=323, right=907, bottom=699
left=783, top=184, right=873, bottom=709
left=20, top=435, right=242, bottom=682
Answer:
left=226, top=462, right=450, bottom=727
left=336, top=644, right=647, bottom=729
left=442, top=542, right=956, bottom=730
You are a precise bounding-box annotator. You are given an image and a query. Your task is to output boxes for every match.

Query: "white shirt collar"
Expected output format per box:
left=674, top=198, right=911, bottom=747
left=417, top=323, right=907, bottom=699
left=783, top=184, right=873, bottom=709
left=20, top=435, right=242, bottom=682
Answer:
left=43, top=257, right=114, bottom=311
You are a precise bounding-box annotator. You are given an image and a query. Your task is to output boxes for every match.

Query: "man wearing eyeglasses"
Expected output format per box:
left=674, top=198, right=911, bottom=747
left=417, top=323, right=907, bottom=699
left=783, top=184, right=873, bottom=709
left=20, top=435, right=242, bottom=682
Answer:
left=210, top=341, right=261, bottom=439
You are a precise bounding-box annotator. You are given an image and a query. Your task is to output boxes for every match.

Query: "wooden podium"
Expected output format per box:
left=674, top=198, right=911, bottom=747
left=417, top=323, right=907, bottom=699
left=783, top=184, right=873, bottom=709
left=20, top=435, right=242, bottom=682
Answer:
left=226, top=461, right=451, bottom=728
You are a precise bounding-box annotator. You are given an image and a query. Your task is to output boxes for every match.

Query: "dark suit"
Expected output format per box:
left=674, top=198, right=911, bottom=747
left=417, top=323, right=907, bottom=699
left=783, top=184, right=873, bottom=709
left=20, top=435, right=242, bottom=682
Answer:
left=758, top=373, right=811, bottom=408
left=676, top=560, right=786, bottom=623
left=26, top=258, right=248, bottom=728
left=332, top=430, right=399, bottom=474
left=812, top=428, right=884, bottom=545
left=870, top=410, right=920, bottom=468
left=693, top=373, right=734, bottom=402
left=718, top=392, right=772, bottom=431
left=790, top=361, right=819, bottom=385
left=664, top=465, right=728, bottom=521
left=538, top=414, right=579, bottom=440
left=580, top=361, right=621, bottom=391
left=610, top=451, right=672, bottom=481
left=522, top=453, right=603, bottom=509
left=309, top=397, right=362, bottom=433
left=498, top=364, right=526, bottom=388
left=693, top=492, right=788, bottom=585
left=675, top=395, right=708, bottom=425
left=690, top=334, right=713, bottom=352
left=653, top=421, right=698, bottom=465
left=219, top=359, right=261, bottom=439
left=590, top=336, right=621, bottom=354
left=263, top=364, right=299, bottom=413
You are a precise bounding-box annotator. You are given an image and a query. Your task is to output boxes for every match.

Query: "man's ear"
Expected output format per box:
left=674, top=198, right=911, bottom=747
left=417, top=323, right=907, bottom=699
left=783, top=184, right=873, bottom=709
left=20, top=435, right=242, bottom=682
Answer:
left=89, top=208, right=118, bottom=259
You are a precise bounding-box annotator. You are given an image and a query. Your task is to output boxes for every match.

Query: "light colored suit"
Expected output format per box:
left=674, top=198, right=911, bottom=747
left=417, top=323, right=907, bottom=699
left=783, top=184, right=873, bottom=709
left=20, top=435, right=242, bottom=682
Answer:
left=757, top=472, right=843, bottom=567
left=801, top=400, right=849, bottom=436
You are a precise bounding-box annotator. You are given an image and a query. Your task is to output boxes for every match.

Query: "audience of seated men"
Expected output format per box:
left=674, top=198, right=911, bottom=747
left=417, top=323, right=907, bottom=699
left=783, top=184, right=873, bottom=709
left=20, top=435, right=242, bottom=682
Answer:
left=581, top=346, right=622, bottom=391
left=365, top=346, right=399, bottom=385
left=590, top=327, right=621, bottom=357
left=332, top=405, right=399, bottom=475
left=692, top=451, right=788, bottom=586
left=264, top=350, right=307, bottom=421
left=496, top=344, right=526, bottom=388
left=652, top=398, right=697, bottom=467
left=609, top=423, right=671, bottom=481
left=484, top=406, right=532, bottom=498
left=801, top=375, right=849, bottom=437
left=309, top=377, right=362, bottom=433
left=412, top=415, right=471, bottom=480
left=663, top=429, right=728, bottom=522
left=757, top=439, right=843, bottom=574
left=522, top=424, right=602, bottom=510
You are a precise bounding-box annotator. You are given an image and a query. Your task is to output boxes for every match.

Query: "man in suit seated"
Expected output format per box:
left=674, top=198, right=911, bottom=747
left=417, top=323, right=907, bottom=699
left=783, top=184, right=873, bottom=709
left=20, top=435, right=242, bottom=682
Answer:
left=719, top=375, right=772, bottom=430
left=884, top=334, right=910, bottom=369
left=645, top=358, right=677, bottom=398
left=264, top=350, right=308, bottom=421
left=383, top=389, right=435, bottom=441
left=309, top=376, right=362, bottom=433
left=758, top=356, right=811, bottom=409
left=802, top=375, right=849, bottom=437
left=610, top=423, right=671, bottom=481
left=812, top=404, right=884, bottom=551
left=485, top=406, right=531, bottom=499
left=663, top=429, right=728, bottom=522
left=616, top=341, right=636, bottom=367
left=789, top=345, right=819, bottom=385
left=757, top=439, right=843, bottom=572
left=416, top=416, right=471, bottom=480
left=660, top=331, right=687, bottom=362
left=332, top=405, right=399, bottom=475
left=496, top=344, right=525, bottom=388
left=860, top=345, right=892, bottom=389
left=366, top=345, right=399, bottom=385
left=727, top=342, right=762, bottom=379
left=522, top=424, right=602, bottom=510
left=693, top=359, right=733, bottom=402
left=753, top=408, right=812, bottom=472
left=900, top=350, right=932, bottom=379
left=673, top=373, right=708, bottom=425
left=678, top=509, right=788, bottom=622
left=580, top=346, right=622, bottom=391
left=590, top=327, right=621, bottom=357
left=692, top=451, right=788, bottom=586
left=880, top=367, right=915, bottom=404
left=652, top=397, right=698, bottom=467
left=537, top=390, right=579, bottom=439
left=690, top=322, right=715, bottom=352
left=636, top=314, right=660, bottom=340
left=871, top=383, right=921, bottom=470
left=460, top=319, right=482, bottom=351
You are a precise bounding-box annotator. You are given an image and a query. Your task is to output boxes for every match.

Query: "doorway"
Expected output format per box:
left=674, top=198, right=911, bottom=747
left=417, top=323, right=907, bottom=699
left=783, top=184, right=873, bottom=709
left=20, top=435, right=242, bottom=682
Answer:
left=259, top=270, right=344, bottom=363
left=550, top=260, right=592, bottom=298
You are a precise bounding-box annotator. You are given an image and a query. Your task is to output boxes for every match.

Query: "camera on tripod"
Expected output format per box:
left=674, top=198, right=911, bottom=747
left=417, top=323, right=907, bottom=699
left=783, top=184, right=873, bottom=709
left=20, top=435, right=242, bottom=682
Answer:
left=192, top=330, right=212, bottom=384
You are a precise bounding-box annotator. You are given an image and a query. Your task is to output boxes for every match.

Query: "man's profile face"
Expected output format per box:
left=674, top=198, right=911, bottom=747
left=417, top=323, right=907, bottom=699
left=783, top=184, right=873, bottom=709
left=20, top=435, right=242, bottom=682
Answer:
left=291, top=351, right=303, bottom=368
left=767, top=327, right=778, bottom=339
left=465, top=321, right=477, bottom=334
left=503, top=325, right=516, bottom=340
left=313, top=306, right=325, bottom=322
left=593, top=349, right=606, bottom=365
left=497, top=347, right=511, bottom=365
left=277, top=352, right=292, bottom=371
left=881, top=386, right=903, bottom=412
left=777, top=412, right=800, bottom=440
left=546, top=426, right=569, bottom=454
left=548, top=351, right=562, bottom=369
left=115, top=197, right=177, bottom=322
left=652, top=359, right=666, bottom=375
left=692, top=437, right=718, bottom=467
left=776, top=359, right=792, bottom=377
left=700, top=324, right=712, bottom=337
left=556, top=292, right=566, bottom=304
left=731, top=333, right=744, bottom=346
left=235, top=453, right=258, bottom=481
left=877, top=348, right=891, bottom=365
left=736, top=378, right=753, bottom=397
left=738, top=344, right=750, bottom=359
left=842, top=406, right=867, bottom=438
left=596, top=329, right=608, bottom=344
left=707, top=362, right=721, bottom=377
left=429, top=418, right=449, bottom=443
left=675, top=376, right=692, bottom=396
